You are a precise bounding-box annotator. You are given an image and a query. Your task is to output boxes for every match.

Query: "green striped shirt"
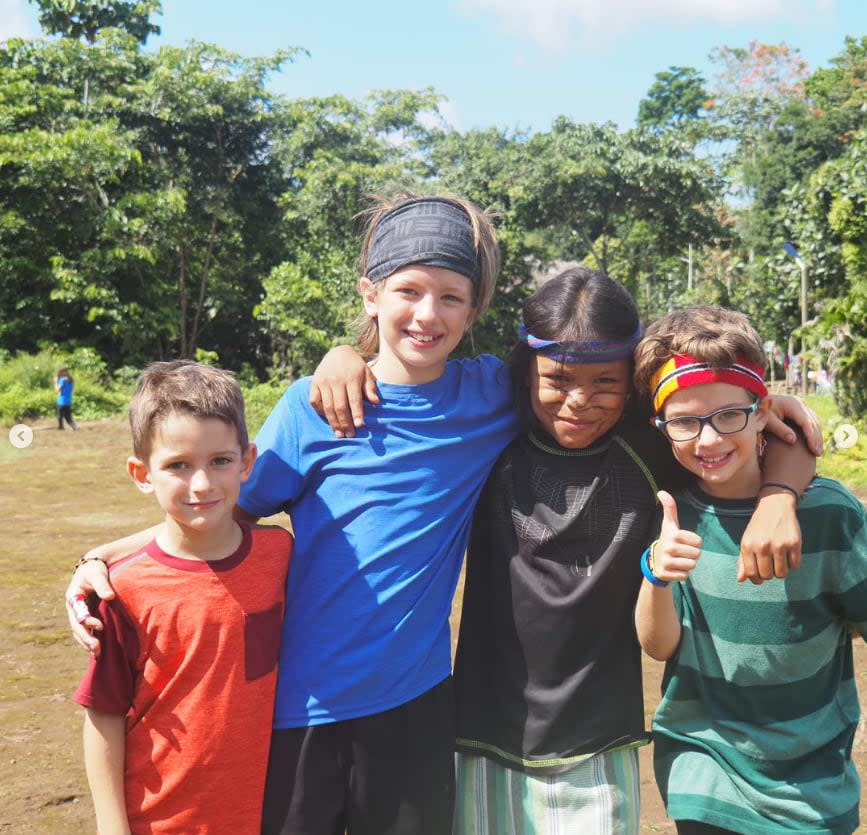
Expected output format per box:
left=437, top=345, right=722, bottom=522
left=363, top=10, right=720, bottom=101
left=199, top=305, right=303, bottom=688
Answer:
left=653, top=478, right=867, bottom=834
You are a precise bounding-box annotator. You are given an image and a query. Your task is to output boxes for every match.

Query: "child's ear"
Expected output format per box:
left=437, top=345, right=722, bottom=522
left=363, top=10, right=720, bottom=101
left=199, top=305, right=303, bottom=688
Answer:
left=127, top=456, right=154, bottom=494
left=240, top=443, right=257, bottom=483
left=358, top=277, right=378, bottom=318
left=755, top=397, right=771, bottom=432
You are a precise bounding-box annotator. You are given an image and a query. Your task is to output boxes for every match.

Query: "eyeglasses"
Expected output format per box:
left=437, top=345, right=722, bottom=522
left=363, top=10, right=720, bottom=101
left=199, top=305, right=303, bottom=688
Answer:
left=654, top=400, right=760, bottom=442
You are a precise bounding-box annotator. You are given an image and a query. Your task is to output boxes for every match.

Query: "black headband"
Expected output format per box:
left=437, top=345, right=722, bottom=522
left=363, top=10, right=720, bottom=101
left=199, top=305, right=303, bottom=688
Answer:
left=365, top=197, right=481, bottom=286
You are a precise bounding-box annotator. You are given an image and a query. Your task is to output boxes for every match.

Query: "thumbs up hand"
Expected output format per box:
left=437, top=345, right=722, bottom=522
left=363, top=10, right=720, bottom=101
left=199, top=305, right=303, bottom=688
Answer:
left=651, top=491, right=703, bottom=584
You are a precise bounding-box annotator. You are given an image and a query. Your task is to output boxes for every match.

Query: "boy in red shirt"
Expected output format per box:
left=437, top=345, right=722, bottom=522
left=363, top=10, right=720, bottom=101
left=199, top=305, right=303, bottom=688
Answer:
left=73, top=361, right=291, bottom=834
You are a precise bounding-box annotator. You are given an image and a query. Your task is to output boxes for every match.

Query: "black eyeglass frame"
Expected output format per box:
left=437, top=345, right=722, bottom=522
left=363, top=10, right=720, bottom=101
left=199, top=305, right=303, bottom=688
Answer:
left=653, top=399, right=760, bottom=442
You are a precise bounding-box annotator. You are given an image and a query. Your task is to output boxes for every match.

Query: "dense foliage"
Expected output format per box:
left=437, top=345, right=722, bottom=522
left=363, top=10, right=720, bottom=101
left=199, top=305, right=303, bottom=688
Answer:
left=1, top=7, right=865, bottom=417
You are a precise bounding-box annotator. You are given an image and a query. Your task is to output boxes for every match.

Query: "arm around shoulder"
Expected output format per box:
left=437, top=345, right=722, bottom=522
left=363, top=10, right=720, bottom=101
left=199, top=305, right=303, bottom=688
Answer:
left=66, top=525, right=163, bottom=654
left=91, top=527, right=163, bottom=567
left=762, top=424, right=816, bottom=497
left=736, top=428, right=816, bottom=583
left=309, top=345, right=379, bottom=438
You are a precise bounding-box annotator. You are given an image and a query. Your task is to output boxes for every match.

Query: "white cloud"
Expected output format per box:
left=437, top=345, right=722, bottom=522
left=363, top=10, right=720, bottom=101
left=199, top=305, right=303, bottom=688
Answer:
left=0, top=0, right=35, bottom=41
left=458, top=0, right=830, bottom=52
left=437, top=100, right=463, bottom=131
left=417, top=100, right=463, bottom=132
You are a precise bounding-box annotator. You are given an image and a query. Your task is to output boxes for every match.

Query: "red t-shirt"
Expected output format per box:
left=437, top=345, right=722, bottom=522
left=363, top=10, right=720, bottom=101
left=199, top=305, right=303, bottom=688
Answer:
left=74, top=523, right=291, bottom=834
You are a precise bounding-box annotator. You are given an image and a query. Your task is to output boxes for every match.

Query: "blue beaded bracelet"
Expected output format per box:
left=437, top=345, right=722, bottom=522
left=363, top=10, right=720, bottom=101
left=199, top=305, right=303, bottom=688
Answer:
left=640, top=545, right=669, bottom=588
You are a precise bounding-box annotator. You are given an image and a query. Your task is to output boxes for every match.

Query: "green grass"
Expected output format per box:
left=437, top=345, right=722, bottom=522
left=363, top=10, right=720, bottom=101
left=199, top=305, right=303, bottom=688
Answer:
left=806, top=394, right=867, bottom=497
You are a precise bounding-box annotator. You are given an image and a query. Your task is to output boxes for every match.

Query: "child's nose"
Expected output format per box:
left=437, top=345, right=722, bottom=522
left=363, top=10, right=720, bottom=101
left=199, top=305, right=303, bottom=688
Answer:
left=697, top=420, right=723, bottom=444
left=565, top=386, right=590, bottom=407
left=190, top=469, right=211, bottom=491
left=414, top=294, right=437, bottom=321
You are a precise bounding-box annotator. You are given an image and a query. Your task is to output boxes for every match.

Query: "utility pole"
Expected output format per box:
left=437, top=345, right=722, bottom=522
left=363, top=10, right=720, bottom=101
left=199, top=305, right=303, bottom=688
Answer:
left=687, top=243, right=694, bottom=291
left=782, top=242, right=808, bottom=395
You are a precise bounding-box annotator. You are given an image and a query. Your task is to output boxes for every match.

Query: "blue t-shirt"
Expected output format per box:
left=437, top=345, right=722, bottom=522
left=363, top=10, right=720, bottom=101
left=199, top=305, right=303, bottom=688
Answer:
left=56, top=376, right=73, bottom=406
left=239, top=355, right=518, bottom=727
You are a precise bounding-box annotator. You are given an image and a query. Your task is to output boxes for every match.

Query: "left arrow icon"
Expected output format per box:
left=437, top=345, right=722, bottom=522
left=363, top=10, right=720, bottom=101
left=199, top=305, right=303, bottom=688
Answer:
left=9, top=424, right=33, bottom=449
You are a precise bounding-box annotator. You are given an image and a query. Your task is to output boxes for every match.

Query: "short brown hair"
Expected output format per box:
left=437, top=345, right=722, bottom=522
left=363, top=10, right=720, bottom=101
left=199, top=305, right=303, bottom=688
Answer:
left=129, top=360, right=248, bottom=459
left=633, top=305, right=766, bottom=404
left=354, top=189, right=500, bottom=356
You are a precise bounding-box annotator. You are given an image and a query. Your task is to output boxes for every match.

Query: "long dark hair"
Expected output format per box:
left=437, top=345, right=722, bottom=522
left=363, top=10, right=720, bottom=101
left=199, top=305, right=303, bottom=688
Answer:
left=509, top=266, right=641, bottom=420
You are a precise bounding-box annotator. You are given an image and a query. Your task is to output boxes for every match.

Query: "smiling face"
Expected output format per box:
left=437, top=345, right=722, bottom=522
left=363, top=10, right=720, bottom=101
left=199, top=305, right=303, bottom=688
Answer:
left=360, top=265, right=476, bottom=385
left=128, top=413, right=255, bottom=552
left=659, top=382, right=769, bottom=499
left=528, top=355, right=631, bottom=449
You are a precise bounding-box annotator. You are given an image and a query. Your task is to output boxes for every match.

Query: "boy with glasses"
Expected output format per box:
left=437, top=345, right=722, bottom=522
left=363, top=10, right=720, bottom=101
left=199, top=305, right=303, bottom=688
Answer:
left=633, top=304, right=867, bottom=835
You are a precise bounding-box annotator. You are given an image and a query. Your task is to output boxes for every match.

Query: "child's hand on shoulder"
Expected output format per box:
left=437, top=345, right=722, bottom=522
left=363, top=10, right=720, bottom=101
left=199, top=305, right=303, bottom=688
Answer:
left=653, top=491, right=702, bottom=583
left=309, top=346, right=379, bottom=438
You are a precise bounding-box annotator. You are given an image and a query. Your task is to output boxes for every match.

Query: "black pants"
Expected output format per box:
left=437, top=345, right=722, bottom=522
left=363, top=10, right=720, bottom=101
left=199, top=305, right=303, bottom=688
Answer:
left=57, top=405, right=77, bottom=430
left=261, top=677, right=455, bottom=835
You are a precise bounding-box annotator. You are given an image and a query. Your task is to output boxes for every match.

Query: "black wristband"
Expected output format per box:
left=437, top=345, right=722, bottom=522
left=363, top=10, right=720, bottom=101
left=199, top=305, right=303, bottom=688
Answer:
left=72, top=554, right=106, bottom=575
left=760, top=481, right=800, bottom=501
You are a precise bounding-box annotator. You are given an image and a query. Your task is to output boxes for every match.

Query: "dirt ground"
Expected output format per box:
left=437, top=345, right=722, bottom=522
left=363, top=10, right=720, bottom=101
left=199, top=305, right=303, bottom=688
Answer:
left=2, top=418, right=867, bottom=833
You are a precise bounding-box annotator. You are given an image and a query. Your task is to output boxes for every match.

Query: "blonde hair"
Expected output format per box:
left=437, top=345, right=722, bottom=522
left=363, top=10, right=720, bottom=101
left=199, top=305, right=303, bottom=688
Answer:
left=353, top=190, right=500, bottom=356
left=129, top=360, right=248, bottom=459
left=633, top=305, right=766, bottom=401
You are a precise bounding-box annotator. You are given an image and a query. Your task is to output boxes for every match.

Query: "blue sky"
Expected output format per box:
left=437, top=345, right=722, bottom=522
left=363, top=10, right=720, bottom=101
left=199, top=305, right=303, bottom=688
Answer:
left=1, top=0, right=862, bottom=132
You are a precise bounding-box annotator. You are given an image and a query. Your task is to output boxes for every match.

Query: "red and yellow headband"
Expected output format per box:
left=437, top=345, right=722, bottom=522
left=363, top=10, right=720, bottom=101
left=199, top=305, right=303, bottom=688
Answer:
left=650, top=354, right=768, bottom=414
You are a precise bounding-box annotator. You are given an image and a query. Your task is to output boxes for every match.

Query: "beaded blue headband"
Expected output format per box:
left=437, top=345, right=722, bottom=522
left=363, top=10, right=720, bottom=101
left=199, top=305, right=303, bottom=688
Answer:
left=519, top=324, right=642, bottom=364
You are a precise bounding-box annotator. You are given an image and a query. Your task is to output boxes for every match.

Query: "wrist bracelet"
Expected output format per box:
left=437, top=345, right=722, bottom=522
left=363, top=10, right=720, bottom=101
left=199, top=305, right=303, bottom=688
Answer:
left=72, top=554, right=106, bottom=575
left=647, top=539, right=659, bottom=575
left=759, top=481, right=800, bottom=501
left=640, top=544, right=669, bottom=588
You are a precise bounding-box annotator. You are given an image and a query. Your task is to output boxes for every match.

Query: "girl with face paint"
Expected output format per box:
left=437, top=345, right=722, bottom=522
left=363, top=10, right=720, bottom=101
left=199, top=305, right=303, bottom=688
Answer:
left=453, top=268, right=653, bottom=833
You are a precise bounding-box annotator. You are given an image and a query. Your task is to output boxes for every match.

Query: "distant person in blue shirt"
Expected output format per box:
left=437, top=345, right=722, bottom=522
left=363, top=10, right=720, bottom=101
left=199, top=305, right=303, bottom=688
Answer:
left=55, top=367, right=78, bottom=431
